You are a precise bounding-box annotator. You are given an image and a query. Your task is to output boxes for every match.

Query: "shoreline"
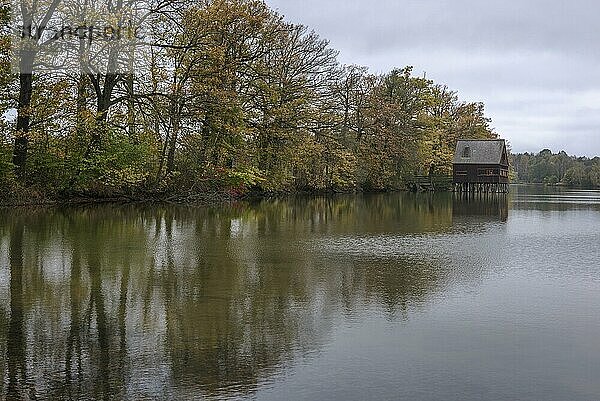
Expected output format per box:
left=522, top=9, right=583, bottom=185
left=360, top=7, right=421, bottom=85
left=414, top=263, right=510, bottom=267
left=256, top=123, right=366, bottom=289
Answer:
left=13, top=182, right=599, bottom=209
left=0, top=188, right=388, bottom=208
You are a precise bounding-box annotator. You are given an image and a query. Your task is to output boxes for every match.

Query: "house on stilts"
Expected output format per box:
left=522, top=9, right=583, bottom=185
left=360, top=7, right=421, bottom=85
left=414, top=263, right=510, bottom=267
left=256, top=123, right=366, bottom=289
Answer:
left=453, top=139, right=510, bottom=193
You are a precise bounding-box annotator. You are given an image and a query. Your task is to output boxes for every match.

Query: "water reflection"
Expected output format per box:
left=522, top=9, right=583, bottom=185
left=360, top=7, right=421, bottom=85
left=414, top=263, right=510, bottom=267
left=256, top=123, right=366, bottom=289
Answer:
left=0, top=193, right=511, bottom=400
left=7, top=219, right=29, bottom=401
left=452, top=192, right=509, bottom=222
left=511, top=185, right=600, bottom=211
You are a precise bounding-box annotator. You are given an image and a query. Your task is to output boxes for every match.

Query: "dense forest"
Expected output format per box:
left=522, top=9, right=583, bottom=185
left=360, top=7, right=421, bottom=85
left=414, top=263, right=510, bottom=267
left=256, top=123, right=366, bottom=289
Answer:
left=1, top=0, right=497, bottom=204
left=512, top=150, right=600, bottom=188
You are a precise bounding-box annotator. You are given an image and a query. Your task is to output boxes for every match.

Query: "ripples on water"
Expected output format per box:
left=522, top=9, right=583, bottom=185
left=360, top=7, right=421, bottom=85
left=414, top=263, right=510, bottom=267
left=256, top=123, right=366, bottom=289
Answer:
left=1, top=187, right=600, bottom=400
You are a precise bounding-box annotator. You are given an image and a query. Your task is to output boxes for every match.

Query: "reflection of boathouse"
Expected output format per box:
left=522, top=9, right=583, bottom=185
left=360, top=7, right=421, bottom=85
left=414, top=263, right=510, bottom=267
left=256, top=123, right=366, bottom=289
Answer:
left=452, top=192, right=509, bottom=222
left=453, top=139, right=510, bottom=193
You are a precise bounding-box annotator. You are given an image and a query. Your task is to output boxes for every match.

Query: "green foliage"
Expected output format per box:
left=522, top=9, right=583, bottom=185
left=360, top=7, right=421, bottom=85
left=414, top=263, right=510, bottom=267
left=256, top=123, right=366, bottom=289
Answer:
left=227, top=167, right=264, bottom=187
left=563, top=165, right=589, bottom=188
left=0, top=141, right=14, bottom=188
left=66, top=129, right=156, bottom=195
left=513, top=150, right=600, bottom=188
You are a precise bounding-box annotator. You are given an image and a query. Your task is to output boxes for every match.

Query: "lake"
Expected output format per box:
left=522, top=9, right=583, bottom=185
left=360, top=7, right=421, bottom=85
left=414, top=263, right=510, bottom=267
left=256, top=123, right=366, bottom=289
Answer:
left=1, top=185, right=599, bottom=400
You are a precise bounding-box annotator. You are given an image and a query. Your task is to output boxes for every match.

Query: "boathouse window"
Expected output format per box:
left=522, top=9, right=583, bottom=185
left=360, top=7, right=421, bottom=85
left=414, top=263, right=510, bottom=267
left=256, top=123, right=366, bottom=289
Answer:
left=462, top=146, right=471, bottom=158
left=478, top=168, right=498, bottom=176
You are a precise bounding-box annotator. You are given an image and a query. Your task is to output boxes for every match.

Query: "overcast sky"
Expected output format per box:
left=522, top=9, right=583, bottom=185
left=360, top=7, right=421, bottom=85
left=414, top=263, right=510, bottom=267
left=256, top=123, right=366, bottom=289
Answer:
left=267, top=0, right=600, bottom=156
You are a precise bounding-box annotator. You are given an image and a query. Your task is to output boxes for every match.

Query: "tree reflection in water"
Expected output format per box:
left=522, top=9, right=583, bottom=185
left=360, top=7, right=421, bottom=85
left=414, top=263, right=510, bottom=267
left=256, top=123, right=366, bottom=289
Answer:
left=7, top=219, right=29, bottom=401
left=0, top=193, right=508, bottom=400
left=452, top=192, right=509, bottom=222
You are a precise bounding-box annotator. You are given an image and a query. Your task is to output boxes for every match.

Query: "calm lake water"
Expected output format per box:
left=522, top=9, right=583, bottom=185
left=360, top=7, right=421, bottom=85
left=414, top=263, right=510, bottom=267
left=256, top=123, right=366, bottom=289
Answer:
left=1, top=186, right=600, bottom=400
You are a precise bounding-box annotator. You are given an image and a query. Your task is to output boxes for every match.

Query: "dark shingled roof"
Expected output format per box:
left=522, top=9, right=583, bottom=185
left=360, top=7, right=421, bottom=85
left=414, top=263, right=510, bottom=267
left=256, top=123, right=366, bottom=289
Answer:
left=453, top=139, right=507, bottom=165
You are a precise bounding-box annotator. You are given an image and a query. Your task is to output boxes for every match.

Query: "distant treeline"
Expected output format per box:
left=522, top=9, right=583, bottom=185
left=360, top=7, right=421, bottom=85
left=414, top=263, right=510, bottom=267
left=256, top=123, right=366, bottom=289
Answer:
left=1, top=0, right=496, bottom=204
left=512, top=150, right=600, bottom=188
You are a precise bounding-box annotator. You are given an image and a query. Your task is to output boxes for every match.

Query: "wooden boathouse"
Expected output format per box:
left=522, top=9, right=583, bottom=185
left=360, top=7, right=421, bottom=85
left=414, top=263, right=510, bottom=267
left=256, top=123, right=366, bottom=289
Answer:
left=453, top=139, right=509, bottom=193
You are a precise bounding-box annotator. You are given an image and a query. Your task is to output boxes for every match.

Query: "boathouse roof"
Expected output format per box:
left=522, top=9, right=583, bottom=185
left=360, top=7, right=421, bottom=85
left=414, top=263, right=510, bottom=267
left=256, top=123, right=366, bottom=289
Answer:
left=453, top=139, right=508, bottom=165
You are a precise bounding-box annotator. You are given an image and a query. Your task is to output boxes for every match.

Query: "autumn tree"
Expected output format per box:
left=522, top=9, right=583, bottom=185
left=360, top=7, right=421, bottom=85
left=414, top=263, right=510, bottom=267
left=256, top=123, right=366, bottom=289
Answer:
left=1, top=0, right=503, bottom=201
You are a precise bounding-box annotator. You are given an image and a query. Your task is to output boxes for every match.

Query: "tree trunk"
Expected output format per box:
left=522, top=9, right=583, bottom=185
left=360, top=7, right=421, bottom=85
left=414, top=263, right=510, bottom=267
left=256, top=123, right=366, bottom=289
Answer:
left=127, top=73, right=136, bottom=143
left=76, top=74, right=87, bottom=137
left=166, top=106, right=180, bottom=176
left=13, top=67, right=33, bottom=180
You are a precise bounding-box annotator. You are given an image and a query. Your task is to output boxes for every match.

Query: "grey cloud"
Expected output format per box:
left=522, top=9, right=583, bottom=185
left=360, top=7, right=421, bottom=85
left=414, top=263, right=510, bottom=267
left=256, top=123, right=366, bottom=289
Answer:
left=271, top=0, right=600, bottom=54
left=267, top=0, right=600, bottom=156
